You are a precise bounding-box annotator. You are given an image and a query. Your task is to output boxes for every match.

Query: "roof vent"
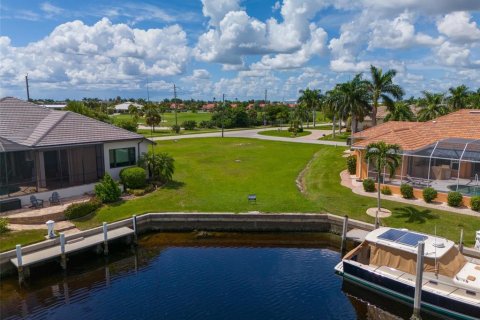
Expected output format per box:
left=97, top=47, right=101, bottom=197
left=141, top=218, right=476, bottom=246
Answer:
left=469, top=110, right=480, bottom=114
left=432, top=120, right=436, bottom=123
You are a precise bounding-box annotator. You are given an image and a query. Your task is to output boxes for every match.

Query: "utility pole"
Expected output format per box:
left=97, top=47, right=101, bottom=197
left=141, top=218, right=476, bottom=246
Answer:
left=173, top=84, right=178, bottom=126
left=146, top=76, right=150, bottom=102
left=25, top=74, right=30, bottom=101
left=221, top=93, right=225, bottom=138
left=263, top=89, right=267, bottom=126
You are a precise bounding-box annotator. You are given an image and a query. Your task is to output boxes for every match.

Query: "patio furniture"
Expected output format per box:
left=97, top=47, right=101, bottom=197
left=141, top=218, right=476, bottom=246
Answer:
left=405, top=175, right=429, bottom=187
left=30, top=195, right=44, bottom=209
left=0, top=198, right=21, bottom=212
left=49, top=192, right=62, bottom=205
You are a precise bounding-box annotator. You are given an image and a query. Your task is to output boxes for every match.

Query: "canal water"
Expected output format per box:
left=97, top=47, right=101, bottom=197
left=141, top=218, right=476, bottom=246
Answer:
left=0, top=232, right=437, bottom=320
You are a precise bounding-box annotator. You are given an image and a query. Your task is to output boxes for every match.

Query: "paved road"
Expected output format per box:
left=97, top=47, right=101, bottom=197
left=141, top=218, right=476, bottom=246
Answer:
left=152, top=128, right=348, bottom=146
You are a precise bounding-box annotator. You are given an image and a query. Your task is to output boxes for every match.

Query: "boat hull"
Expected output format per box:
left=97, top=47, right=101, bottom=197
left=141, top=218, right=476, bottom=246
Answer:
left=338, top=262, right=480, bottom=320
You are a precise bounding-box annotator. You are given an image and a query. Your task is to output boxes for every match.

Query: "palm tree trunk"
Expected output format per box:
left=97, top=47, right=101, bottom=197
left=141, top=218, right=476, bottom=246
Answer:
left=376, top=168, right=381, bottom=228
left=332, top=114, right=336, bottom=138
left=313, top=109, right=316, bottom=128
left=372, top=100, right=378, bottom=127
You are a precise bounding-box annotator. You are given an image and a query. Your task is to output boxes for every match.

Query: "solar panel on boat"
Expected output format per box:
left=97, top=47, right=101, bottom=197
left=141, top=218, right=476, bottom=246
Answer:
left=378, top=229, right=427, bottom=247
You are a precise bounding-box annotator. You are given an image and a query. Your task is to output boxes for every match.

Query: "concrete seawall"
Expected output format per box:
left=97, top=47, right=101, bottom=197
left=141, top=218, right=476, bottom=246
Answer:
left=1, top=212, right=478, bottom=273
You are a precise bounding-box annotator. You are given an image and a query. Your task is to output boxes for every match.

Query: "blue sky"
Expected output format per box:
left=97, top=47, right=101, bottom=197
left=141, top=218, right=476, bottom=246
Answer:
left=0, top=0, right=479, bottom=101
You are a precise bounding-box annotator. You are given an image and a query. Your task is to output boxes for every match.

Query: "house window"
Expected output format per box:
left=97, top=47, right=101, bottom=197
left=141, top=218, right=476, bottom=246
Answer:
left=109, top=147, right=136, bottom=168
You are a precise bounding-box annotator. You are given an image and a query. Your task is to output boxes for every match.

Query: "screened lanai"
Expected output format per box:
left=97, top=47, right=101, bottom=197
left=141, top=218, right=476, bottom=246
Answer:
left=367, top=138, right=480, bottom=197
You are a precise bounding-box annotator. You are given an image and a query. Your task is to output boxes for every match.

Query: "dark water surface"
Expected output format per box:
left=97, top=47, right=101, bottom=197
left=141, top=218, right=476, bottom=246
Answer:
left=0, top=232, right=421, bottom=319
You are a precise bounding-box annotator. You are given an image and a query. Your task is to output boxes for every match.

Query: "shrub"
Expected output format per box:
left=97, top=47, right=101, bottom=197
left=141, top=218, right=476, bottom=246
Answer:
left=381, top=186, right=392, bottom=195
left=182, top=120, right=196, bottom=130
left=114, top=118, right=138, bottom=132
left=119, top=167, right=146, bottom=189
left=94, top=173, right=122, bottom=203
left=422, top=187, right=438, bottom=203
left=400, top=183, right=414, bottom=199
left=363, top=178, right=375, bottom=192
left=0, top=217, right=9, bottom=234
left=171, top=124, right=181, bottom=133
left=346, top=155, right=356, bottom=175
left=64, top=198, right=102, bottom=220
left=471, top=196, right=480, bottom=211
left=199, top=120, right=215, bottom=129
left=447, top=191, right=463, bottom=207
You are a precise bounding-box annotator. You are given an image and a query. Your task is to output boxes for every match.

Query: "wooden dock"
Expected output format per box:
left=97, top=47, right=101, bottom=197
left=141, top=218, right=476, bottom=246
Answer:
left=11, top=227, right=134, bottom=268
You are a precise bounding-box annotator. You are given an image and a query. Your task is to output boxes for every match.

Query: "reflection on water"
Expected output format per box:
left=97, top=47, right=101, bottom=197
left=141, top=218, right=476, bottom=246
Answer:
left=0, top=232, right=429, bottom=320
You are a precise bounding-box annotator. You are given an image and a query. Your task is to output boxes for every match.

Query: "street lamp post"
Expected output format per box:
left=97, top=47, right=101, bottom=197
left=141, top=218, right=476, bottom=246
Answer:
left=222, top=93, right=225, bottom=138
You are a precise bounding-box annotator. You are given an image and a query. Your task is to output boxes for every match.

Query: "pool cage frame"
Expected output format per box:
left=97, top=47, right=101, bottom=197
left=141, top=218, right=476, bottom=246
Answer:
left=365, top=138, right=480, bottom=197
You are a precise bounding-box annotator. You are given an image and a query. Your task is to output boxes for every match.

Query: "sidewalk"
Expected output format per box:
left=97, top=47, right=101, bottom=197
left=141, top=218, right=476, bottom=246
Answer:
left=340, top=170, right=480, bottom=217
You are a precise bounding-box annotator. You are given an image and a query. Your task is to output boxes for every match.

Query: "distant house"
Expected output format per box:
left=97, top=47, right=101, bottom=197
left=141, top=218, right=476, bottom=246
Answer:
left=0, top=97, right=152, bottom=207
left=114, top=101, right=143, bottom=113
left=352, top=109, right=480, bottom=205
left=357, top=105, right=420, bottom=131
left=41, top=104, right=67, bottom=110
left=202, top=103, right=216, bottom=112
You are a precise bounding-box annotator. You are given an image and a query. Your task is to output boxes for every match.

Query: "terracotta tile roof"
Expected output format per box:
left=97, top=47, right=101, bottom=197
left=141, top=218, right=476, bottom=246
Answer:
left=353, top=109, right=480, bottom=150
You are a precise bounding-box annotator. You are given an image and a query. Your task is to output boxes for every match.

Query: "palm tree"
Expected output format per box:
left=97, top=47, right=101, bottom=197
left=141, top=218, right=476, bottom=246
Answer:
left=128, top=104, right=139, bottom=121
left=144, top=105, right=162, bottom=132
left=298, top=88, right=321, bottom=128
left=417, top=91, right=449, bottom=121
left=138, top=151, right=175, bottom=182
left=367, top=65, right=404, bottom=126
left=324, top=88, right=343, bottom=137
left=448, top=85, right=469, bottom=110
left=365, top=141, right=401, bottom=228
left=384, top=102, right=414, bottom=122
left=335, top=74, right=371, bottom=134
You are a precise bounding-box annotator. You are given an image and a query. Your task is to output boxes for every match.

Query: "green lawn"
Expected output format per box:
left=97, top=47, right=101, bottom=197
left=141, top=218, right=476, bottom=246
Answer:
left=319, top=132, right=350, bottom=142
left=0, top=230, right=45, bottom=252
left=74, top=138, right=480, bottom=245
left=258, top=130, right=311, bottom=138
left=113, top=112, right=212, bottom=127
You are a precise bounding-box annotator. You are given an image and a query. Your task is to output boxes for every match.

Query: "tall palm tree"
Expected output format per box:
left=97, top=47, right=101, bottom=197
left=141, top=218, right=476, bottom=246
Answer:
left=367, top=65, right=404, bottom=126
left=417, top=91, right=449, bottom=121
left=365, top=141, right=401, bottom=228
left=144, top=105, right=162, bottom=132
left=448, top=85, right=469, bottom=110
left=384, top=102, right=414, bottom=122
left=298, top=88, right=321, bottom=128
left=324, top=88, right=343, bottom=137
left=335, top=74, right=371, bottom=134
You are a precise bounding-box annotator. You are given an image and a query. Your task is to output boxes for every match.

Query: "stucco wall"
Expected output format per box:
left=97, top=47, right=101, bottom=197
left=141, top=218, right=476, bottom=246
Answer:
left=103, top=139, right=150, bottom=180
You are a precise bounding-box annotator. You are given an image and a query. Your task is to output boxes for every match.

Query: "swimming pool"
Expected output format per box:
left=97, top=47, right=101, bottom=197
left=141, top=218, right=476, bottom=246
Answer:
left=447, top=184, right=480, bottom=196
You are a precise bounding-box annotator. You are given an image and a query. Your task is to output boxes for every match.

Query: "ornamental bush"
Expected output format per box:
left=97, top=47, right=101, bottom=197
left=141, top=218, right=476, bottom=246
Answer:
left=114, top=118, right=138, bottom=132
left=471, top=196, right=480, bottom=211
left=422, top=187, right=438, bottom=203
left=346, top=155, right=356, bottom=175
left=171, top=124, right=181, bottom=134
left=447, top=191, right=463, bottom=207
left=400, top=183, right=414, bottom=199
left=64, top=198, right=102, bottom=220
left=363, top=178, right=375, bottom=192
left=182, top=120, right=197, bottom=130
left=120, top=167, right=146, bottom=189
left=94, top=173, right=122, bottom=203
left=0, top=217, right=9, bottom=234
left=199, top=120, right=215, bottom=129
left=381, top=186, right=392, bottom=195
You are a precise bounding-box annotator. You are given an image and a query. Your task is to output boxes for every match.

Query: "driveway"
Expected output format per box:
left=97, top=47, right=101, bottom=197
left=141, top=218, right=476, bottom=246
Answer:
left=151, top=127, right=348, bottom=146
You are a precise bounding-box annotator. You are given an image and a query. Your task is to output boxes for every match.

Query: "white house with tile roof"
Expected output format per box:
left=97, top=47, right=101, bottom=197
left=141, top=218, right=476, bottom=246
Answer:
left=0, top=97, right=153, bottom=208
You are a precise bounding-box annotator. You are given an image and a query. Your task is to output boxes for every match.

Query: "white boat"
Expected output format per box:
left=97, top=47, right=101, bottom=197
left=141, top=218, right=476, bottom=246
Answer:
left=334, top=227, right=480, bottom=320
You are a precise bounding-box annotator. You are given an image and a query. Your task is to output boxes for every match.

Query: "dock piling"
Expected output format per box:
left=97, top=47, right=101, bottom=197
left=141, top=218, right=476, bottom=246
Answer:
left=340, top=215, right=349, bottom=254
left=411, top=241, right=425, bottom=320
left=16, top=244, right=24, bottom=284
left=103, top=222, right=109, bottom=255
left=132, top=215, right=138, bottom=244
left=60, top=233, right=67, bottom=270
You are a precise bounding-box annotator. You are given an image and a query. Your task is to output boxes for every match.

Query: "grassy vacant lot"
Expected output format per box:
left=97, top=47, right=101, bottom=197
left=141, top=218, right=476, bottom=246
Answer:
left=138, top=128, right=220, bottom=137
left=0, top=230, right=45, bottom=252
left=258, top=130, right=311, bottom=138
left=113, top=112, right=212, bottom=127
left=75, top=138, right=480, bottom=245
